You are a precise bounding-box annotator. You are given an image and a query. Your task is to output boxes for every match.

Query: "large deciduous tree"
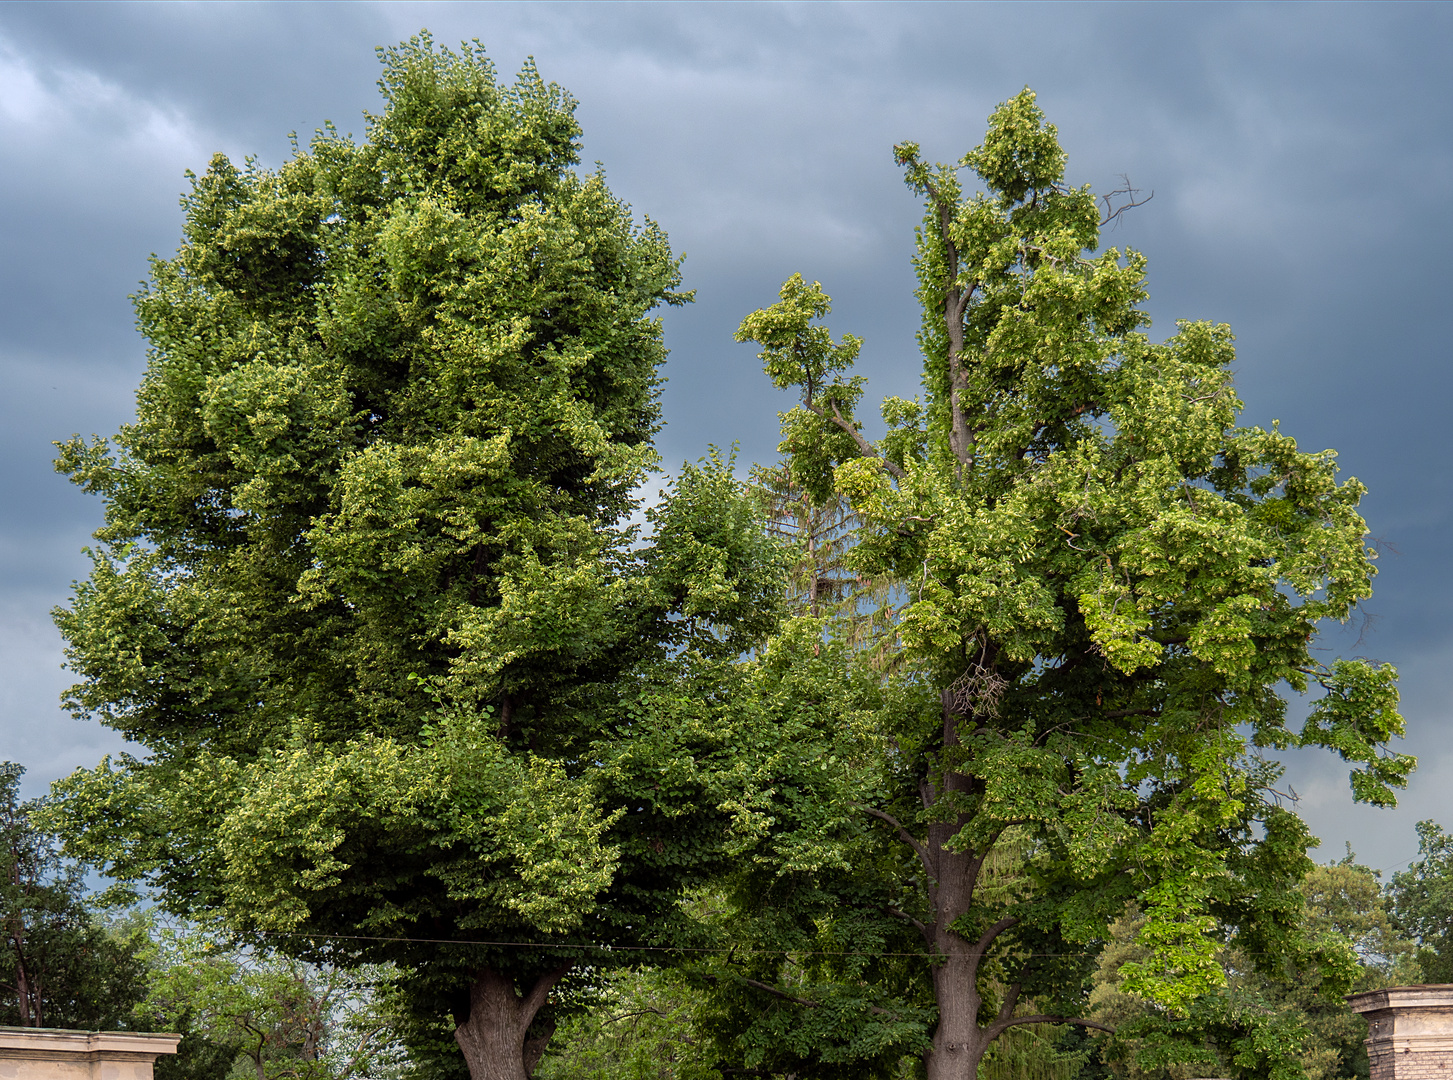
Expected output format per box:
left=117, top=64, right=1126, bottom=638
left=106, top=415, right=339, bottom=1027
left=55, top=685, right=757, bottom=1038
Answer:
left=47, top=36, right=781, bottom=1080
left=725, top=90, right=1412, bottom=1080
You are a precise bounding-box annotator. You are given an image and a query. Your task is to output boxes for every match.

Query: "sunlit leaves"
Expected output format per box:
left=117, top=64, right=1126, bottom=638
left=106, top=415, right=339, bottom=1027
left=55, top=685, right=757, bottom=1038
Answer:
left=727, top=80, right=1407, bottom=1078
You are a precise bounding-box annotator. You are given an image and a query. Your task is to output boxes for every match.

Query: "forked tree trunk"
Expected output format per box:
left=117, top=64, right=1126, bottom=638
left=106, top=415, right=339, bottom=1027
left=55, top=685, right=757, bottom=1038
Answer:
left=454, top=966, right=568, bottom=1080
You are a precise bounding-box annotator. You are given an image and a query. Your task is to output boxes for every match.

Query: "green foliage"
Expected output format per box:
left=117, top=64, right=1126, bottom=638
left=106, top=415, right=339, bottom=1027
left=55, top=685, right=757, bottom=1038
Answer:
left=980, top=1024, right=1089, bottom=1080
left=139, top=923, right=400, bottom=1080
left=1390, top=820, right=1453, bottom=981
left=44, top=33, right=782, bottom=1079
left=53, top=34, right=688, bottom=758
left=1090, top=855, right=1420, bottom=1080
left=534, top=968, right=720, bottom=1080
left=724, top=87, right=1408, bottom=1079
left=1, top=761, right=147, bottom=1028
left=750, top=461, right=898, bottom=667
left=683, top=633, right=937, bottom=1080
left=1276, top=855, right=1420, bottom=1080
left=735, top=275, right=867, bottom=505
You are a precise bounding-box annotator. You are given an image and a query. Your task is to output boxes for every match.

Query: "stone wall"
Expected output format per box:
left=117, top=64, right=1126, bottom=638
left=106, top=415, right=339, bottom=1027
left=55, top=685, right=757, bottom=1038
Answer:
left=0, top=1029, right=179, bottom=1080
left=1348, top=985, right=1453, bottom=1080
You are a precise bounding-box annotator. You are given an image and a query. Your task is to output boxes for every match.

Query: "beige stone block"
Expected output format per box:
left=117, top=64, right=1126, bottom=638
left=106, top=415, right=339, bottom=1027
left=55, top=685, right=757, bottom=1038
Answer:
left=0, top=1028, right=179, bottom=1080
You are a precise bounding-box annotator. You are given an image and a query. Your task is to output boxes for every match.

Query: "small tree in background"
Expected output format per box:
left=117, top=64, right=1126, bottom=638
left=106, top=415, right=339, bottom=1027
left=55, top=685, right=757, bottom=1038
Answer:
left=532, top=968, right=719, bottom=1080
left=1, top=762, right=145, bottom=1029
left=1090, top=854, right=1420, bottom=1080
left=1391, top=820, right=1453, bottom=982
left=140, top=924, right=399, bottom=1080
left=750, top=461, right=898, bottom=664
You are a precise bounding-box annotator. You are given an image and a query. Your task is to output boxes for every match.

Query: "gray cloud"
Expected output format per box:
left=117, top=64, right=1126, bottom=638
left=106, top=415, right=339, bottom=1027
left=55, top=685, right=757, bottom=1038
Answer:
left=1, top=1, right=1448, bottom=869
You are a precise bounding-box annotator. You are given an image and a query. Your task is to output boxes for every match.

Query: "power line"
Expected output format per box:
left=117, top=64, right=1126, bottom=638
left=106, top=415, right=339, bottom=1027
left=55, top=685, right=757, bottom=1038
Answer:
left=255, top=929, right=1377, bottom=963
left=256, top=930, right=1089, bottom=959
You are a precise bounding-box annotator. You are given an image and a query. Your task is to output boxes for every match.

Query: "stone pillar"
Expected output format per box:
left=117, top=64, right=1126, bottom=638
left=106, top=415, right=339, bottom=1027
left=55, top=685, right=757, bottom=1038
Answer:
left=1348, top=985, right=1453, bottom=1080
left=0, top=1029, right=180, bottom=1080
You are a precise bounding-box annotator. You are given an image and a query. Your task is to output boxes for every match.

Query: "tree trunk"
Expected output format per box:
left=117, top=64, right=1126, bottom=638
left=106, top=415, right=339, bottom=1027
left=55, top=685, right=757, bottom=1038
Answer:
left=453, top=967, right=567, bottom=1080
left=11, top=922, right=33, bottom=1027
left=925, top=953, right=991, bottom=1080
left=922, top=691, right=992, bottom=1080
left=923, top=835, right=993, bottom=1080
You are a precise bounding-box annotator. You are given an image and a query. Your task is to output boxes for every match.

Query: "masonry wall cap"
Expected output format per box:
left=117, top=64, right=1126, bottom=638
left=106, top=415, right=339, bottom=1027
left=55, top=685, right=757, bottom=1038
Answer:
left=0, top=1027, right=180, bottom=1080
left=1346, top=984, right=1453, bottom=1080
left=0, top=1030, right=181, bottom=1055
left=1348, top=984, right=1453, bottom=1012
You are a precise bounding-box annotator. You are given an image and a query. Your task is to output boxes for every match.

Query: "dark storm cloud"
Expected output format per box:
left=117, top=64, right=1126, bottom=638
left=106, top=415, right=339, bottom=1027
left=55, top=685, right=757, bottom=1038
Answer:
left=1, top=1, right=1449, bottom=867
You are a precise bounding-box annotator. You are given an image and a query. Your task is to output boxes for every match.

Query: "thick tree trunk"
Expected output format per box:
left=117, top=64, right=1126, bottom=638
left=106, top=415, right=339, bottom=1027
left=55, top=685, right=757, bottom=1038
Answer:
left=925, top=952, right=990, bottom=1080
left=923, top=831, right=993, bottom=1080
left=453, top=966, right=567, bottom=1080
left=922, top=689, right=992, bottom=1080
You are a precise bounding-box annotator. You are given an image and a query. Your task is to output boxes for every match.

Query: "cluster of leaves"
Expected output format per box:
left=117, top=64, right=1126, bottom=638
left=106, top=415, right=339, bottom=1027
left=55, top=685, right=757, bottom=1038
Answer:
left=532, top=967, right=719, bottom=1080
left=1089, top=851, right=1429, bottom=1080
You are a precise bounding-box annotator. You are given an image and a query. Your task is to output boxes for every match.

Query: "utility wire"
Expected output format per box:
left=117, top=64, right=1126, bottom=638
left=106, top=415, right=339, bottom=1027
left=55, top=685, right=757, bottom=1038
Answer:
left=254, top=929, right=1292, bottom=961
left=257, top=930, right=941, bottom=957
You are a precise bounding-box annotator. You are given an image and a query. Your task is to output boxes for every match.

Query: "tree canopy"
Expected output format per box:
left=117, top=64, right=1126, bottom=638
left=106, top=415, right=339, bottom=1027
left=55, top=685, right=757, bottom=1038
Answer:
left=47, top=35, right=781, bottom=1080
left=714, top=88, right=1412, bottom=1080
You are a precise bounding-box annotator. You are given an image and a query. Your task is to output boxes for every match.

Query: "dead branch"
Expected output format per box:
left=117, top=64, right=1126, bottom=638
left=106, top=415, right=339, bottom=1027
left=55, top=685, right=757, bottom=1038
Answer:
left=1099, top=175, right=1153, bottom=230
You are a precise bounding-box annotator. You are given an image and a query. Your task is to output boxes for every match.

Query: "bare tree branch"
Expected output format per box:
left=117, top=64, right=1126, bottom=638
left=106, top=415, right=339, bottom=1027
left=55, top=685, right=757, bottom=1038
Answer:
left=994, top=981, right=1023, bottom=1027
left=742, top=978, right=818, bottom=1008
left=969, top=915, right=1018, bottom=966
left=802, top=399, right=906, bottom=480
left=521, top=964, right=571, bottom=1022
left=603, top=1007, right=669, bottom=1025
left=1099, top=175, right=1153, bottom=230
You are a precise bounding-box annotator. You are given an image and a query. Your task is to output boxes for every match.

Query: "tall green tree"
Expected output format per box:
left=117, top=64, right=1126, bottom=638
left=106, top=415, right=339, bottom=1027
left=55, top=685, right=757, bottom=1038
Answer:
left=727, top=89, right=1411, bottom=1080
left=46, top=36, right=781, bottom=1080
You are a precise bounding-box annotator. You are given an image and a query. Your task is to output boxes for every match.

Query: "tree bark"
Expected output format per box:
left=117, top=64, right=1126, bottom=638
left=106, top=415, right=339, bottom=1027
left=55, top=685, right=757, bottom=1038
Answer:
left=453, top=966, right=568, bottom=1080
left=10, top=919, right=33, bottom=1027
left=922, top=691, right=994, bottom=1080
left=925, top=935, right=992, bottom=1080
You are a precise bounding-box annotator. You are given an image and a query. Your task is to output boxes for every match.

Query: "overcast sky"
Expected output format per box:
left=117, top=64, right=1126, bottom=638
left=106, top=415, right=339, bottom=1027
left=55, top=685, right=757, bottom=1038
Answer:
left=2, top=1, right=1449, bottom=871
